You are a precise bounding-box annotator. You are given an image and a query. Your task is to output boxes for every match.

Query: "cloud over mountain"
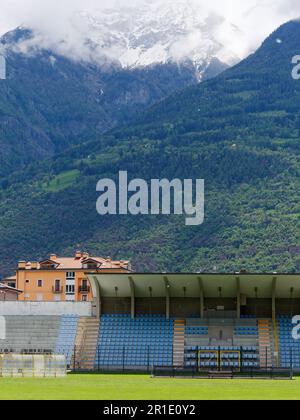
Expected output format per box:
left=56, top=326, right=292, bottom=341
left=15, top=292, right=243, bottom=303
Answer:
left=0, top=0, right=300, bottom=67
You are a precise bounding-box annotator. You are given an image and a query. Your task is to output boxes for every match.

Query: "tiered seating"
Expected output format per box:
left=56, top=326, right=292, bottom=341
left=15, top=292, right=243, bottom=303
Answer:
left=234, top=326, right=258, bottom=336
left=96, top=314, right=173, bottom=368
left=0, top=316, right=60, bottom=354
left=185, top=326, right=208, bottom=335
left=278, top=316, right=300, bottom=368
left=240, top=346, right=259, bottom=368
left=185, top=345, right=258, bottom=369
left=233, top=319, right=259, bottom=349
left=55, top=315, right=79, bottom=366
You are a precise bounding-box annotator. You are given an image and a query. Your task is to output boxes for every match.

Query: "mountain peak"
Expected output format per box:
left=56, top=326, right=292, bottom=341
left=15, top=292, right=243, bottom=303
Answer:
left=254, top=19, right=300, bottom=56
left=0, top=26, right=32, bottom=46
left=78, top=3, right=241, bottom=70
left=0, top=2, right=240, bottom=78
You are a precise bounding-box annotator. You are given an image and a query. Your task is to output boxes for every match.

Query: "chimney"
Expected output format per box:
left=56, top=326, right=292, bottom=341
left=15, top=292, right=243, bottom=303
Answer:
left=50, top=254, right=57, bottom=261
left=31, top=262, right=38, bottom=270
left=82, top=252, right=89, bottom=260
left=75, top=250, right=82, bottom=259
left=18, top=261, right=26, bottom=270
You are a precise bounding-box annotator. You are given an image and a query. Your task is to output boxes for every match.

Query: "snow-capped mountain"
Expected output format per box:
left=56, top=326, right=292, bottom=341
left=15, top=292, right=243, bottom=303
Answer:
left=8, top=0, right=241, bottom=80
left=78, top=1, right=242, bottom=76
left=0, top=0, right=235, bottom=175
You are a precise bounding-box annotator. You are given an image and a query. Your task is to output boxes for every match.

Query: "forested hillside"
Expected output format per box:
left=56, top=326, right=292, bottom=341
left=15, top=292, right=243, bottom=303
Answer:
left=0, top=21, right=300, bottom=275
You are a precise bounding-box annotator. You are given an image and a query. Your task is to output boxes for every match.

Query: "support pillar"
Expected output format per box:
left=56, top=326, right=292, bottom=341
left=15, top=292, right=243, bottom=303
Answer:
left=236, top=277, right=241, bottom=319
left=272, top=277, right=277, bottom=322
left=164, top=277, right=170, bottom=320
left=129, top=277, right=135, bottom=319
left=92, top=276, right=102, bottom=319
left=198, top=277, right=204, bottom=319
left=272, top=277, right=279, bottom=367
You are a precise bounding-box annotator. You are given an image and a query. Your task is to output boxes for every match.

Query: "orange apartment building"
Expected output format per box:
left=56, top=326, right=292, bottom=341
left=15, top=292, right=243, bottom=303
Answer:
left=16, top=251, right=131, bottom=302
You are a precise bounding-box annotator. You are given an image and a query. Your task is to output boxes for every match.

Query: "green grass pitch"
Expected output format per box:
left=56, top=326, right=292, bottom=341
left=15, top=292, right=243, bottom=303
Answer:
left=0, top=374, right=300, bottom=400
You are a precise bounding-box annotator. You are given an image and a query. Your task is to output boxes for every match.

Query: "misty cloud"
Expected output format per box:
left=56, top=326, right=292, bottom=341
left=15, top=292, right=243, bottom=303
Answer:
left=0, top=0, right=300, bottom=66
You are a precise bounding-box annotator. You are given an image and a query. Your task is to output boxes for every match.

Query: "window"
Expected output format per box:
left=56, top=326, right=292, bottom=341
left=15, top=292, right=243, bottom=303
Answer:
left=39, top=261, right=58, bottom=270
left=83, top=262, right=98, bottom=269
left=66, top=285, right=75, bottom=294
left=37, top=280, right=43, bottom=288
left=54, top=279, right=61, bottom=292
left=66, top=272, right=75, bottom=300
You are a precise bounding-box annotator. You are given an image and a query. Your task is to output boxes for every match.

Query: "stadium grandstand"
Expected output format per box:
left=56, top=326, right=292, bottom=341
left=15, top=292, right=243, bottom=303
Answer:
left=0, top=273, right=300, bottom=376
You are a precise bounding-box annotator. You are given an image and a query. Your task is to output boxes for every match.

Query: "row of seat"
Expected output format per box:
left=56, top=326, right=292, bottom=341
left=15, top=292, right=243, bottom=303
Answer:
left=186, top=361, right=259, bottom=368
left=197, top=346, right=257, bottom=351
left=186, top=352, right=257, bottom=359
left=96, top=315, right=174, bottom=368
left=55, top=316, right=79, bottom=365
left=185, top=327, right=208, bottom=335
left=234, top=327, right=258, bottom=336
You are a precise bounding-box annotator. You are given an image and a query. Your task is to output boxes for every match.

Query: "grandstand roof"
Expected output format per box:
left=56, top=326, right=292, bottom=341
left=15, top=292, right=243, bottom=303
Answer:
left=86, top=273, right=300, bottom=298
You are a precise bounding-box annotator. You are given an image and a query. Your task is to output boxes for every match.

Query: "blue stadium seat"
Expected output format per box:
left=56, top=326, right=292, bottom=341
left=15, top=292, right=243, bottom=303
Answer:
left=96, top=314, right=174, bottom=368
left=277, top=316, right=300, bottom=368
left=55, top=315, right=79, bottom=366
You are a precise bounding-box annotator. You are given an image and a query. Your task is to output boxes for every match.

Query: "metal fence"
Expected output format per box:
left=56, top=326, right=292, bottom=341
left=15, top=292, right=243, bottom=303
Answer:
left=152, top=366, right=293, bottom=380
left=1, top=345, right=299, bottom=375
left=72, top=345, right=172, bottom=372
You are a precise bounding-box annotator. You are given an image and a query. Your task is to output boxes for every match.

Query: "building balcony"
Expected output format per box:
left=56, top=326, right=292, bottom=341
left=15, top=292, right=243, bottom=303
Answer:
left=79, top=286, right=90, bottom=293
left=52, top=286, right=63, bottom=294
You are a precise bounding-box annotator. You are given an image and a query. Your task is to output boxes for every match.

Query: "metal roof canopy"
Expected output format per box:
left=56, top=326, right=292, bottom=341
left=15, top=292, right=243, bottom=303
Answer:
left=86, top=273, right=300, bottom=299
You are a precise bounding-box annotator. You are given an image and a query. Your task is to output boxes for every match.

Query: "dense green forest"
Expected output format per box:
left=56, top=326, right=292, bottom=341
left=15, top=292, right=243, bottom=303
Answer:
left=1, top=21, right=300, bottom=275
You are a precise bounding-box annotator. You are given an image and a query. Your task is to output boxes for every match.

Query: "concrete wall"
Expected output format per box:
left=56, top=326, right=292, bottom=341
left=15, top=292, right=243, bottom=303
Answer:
left=0, top=302, right=92, bottom=316
left=101, top=297, right=131, bottom=314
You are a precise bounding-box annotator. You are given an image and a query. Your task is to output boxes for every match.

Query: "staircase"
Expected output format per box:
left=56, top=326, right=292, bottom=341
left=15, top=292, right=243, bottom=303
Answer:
left=173, top=319, right=185, bottom=367
left=258, top=319, right=273, bottom=369
left=73, top=317, right=100, bottom=370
